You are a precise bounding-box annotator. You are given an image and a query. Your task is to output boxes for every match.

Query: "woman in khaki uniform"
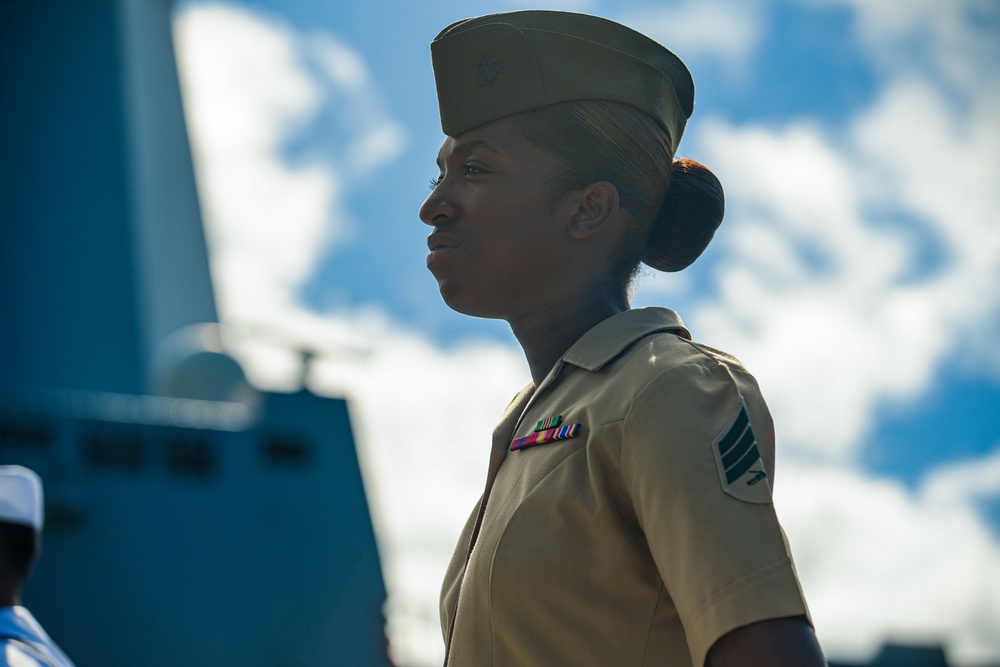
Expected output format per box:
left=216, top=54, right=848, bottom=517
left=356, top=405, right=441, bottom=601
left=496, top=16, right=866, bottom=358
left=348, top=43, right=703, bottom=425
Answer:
left=420, top=10, right=826, bottom=667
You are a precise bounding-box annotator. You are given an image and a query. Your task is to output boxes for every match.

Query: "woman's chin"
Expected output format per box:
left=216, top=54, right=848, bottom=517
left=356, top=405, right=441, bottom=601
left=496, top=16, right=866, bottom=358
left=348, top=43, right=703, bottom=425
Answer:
left=437, top=283, right=505, bottom=320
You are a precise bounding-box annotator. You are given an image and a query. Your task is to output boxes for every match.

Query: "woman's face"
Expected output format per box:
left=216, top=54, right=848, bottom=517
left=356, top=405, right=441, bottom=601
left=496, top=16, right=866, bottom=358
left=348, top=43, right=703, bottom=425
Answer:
left=419, top=115, right=576, bottom=320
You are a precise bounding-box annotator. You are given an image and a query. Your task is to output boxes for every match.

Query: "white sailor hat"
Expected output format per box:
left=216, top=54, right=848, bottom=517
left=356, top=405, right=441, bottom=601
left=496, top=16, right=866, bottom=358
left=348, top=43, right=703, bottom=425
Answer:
left=0, top=466, right=43, bottom=531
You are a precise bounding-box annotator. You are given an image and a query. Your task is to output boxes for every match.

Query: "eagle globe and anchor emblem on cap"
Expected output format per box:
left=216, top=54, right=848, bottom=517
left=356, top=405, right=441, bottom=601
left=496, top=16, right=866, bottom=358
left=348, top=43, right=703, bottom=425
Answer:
left=476, top=56, right=504, bottom=86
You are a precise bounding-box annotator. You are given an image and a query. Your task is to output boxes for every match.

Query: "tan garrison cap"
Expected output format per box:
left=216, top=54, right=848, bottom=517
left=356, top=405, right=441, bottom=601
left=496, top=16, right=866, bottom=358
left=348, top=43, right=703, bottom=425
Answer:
left=431, top=11, right=694, bottom=149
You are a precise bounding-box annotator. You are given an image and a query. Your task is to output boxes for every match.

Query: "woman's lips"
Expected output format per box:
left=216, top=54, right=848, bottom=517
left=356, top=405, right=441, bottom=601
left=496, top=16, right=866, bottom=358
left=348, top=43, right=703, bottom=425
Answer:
left=427, top=234, right=459, bottom=268
left=427, top=246, right=457, bottom=267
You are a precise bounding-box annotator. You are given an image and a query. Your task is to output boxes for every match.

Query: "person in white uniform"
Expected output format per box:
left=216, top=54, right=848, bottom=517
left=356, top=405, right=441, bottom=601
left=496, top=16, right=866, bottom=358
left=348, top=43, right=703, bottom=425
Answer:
left=0, top=466, right=75, bottom=667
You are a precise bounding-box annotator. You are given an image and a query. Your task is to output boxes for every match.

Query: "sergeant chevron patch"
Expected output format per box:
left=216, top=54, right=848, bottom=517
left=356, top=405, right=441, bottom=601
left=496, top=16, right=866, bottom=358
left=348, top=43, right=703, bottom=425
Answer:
left=713, top=401, right=772, bottom=504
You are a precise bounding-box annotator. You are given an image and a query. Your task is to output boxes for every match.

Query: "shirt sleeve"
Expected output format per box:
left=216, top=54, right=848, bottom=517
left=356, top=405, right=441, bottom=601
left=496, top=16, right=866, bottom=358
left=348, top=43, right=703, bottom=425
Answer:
left=620, top=359, right=809, bottom=667
left=1, top=639, right=52, bottom=667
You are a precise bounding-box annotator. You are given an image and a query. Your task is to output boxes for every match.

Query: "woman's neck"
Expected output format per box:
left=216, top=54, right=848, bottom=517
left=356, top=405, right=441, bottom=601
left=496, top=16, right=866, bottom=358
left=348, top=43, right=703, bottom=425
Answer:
left=508, top=286, right=627, bottom=386
left=0, top=577, right=21, bottom=608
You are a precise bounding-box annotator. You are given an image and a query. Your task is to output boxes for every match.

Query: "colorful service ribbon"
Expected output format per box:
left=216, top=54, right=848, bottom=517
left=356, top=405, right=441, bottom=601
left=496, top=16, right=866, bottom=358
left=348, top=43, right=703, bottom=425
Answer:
left=534, top=415, right=563, bottom=432
left=510, top=423, right=581, bottom=452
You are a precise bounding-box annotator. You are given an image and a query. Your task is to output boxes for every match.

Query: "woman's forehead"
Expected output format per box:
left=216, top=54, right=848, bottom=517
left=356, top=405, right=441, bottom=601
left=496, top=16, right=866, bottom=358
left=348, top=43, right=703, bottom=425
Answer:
left=435, top=116, right=532, bottom=165
left=436, top=138, right=499, bottom=167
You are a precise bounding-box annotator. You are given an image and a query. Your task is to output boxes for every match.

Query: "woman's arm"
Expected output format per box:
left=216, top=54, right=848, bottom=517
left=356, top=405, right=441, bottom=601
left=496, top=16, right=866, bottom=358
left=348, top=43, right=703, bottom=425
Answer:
left=706, top=615, right=826, bottom=667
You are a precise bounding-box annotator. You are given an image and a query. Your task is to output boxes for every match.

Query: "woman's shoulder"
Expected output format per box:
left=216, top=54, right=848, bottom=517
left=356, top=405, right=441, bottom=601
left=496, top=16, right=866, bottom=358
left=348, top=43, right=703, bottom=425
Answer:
left=567, top=307, right=749, bottom=376
left=562, top=308, right=767, bottom=421
left=607, top=319, right=770, bottom=425
left=607, top=319, right=777, bottom=482
left=615, top=324, right=754, bottom=386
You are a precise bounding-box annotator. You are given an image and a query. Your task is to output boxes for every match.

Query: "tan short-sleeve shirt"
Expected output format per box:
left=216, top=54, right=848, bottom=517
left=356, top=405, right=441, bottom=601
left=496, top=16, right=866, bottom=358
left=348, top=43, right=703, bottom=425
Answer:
left=440, top=308, right=810, bottom=667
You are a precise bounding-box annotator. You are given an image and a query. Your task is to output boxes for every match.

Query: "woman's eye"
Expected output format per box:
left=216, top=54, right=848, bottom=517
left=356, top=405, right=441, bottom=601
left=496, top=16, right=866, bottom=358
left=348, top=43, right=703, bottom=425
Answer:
left=429, top=163, right=486, bottom=189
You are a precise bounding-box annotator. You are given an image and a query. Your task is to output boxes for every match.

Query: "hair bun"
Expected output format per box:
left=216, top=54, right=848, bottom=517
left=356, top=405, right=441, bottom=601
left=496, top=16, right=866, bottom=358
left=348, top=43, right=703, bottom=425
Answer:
left=642, top=158, right=725, bottom=272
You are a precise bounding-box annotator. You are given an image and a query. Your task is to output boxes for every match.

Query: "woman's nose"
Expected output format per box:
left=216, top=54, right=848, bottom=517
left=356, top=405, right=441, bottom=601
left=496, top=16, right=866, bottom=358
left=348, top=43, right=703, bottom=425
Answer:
left=419, top=186, right=457, bottom=227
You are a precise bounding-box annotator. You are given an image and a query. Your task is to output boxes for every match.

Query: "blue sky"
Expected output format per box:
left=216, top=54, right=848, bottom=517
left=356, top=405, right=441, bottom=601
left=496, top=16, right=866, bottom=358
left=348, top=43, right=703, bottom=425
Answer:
left=171, top=1, right=1000, bottom=664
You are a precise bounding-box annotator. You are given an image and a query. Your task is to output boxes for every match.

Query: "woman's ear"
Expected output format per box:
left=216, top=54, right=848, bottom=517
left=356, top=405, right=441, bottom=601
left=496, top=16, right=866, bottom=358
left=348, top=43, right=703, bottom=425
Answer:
left=565, top=181, right=620, bottom=239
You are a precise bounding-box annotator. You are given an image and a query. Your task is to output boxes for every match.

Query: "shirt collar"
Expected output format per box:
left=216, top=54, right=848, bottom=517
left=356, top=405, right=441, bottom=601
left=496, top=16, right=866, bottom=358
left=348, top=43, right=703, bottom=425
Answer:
left=561, top=307, right=690, bottom=372
left=0, top=606, right=42, bottom=642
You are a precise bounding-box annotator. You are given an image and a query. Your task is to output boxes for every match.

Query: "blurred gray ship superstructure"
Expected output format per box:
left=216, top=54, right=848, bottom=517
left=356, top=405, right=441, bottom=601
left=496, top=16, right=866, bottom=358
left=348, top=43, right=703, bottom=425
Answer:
left=0, top=1, right=388, bottom=664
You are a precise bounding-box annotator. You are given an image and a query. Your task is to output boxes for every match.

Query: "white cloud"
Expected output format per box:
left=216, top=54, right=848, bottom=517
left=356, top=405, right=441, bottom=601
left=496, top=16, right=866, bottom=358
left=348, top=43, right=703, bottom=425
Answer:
left=173, top=2, right=407, bottom=325
left=346, top=122, right=410, bottom=176
left=922, top=447, right=1000, bottom=509
left=618, top=0, right=764, bottom=68
left=801, top=0, right=999, bottom=92
left=174, top=3, right=330, bottom=321
left=685, top=118, right=953, bottom=458
left=175, top=4, right=321, bottom=154
left=308, top=32, right=369, bottom=91
left=777, top=453, right=1000, bottom=664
